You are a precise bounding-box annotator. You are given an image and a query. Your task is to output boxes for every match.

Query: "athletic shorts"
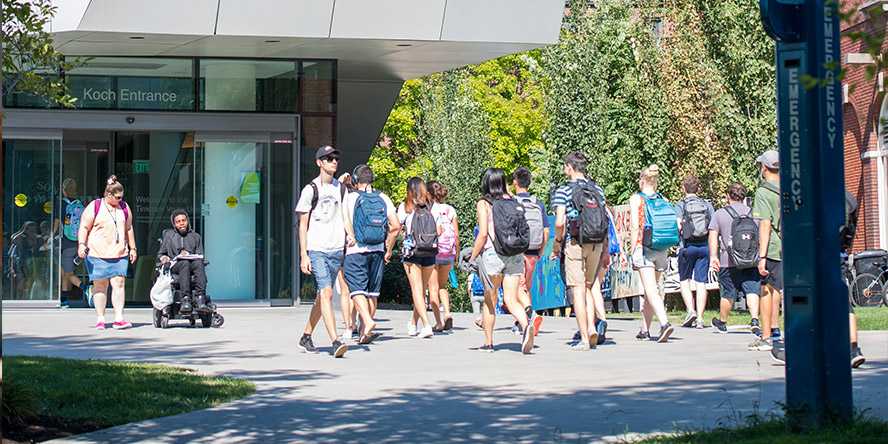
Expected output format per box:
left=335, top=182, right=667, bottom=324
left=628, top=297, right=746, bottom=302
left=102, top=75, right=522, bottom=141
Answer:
left=404, top=255, right=436, bottom=268
left=718, top=267, right=761, bottom=301
left=631, top=246, right=668, bottom=272
left=564, top=240, right=604, bottom=288
left=308, top=250, right=344, bottom=290
left=762, top=258, right=783, bottom=290
left=61, top=247, right=78, bottom=273
left=343, top=252, right=384, bottom=298
left=678, top=244, right=709, bottom=283
left=481, top=248, right=523, bottom=276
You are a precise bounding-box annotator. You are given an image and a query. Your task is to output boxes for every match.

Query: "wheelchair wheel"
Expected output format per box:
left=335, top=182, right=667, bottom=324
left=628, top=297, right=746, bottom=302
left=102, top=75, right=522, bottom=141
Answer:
left=852, top=273, right=885, bottom=307
left=212, top=313, right=224, bottom=328
left=200, top=313, right=213, bottom=328
left=153, top=308, right=162, bottom=328
left=160, top=315, right=170, bottom=329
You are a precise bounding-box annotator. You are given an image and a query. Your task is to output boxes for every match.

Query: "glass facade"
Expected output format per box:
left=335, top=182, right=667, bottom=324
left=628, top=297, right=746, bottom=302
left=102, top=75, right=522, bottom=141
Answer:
left=2, top=56, right=335, bottom=305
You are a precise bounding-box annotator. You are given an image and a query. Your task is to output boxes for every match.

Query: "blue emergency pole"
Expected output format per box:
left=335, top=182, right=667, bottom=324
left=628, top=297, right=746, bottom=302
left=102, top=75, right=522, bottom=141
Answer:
left=759, top=0, right=852, bottom=428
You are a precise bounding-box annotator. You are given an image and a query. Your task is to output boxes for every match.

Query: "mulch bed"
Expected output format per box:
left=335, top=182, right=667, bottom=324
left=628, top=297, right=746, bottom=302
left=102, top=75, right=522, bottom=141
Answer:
left=2, top=416, right=104, bottom=443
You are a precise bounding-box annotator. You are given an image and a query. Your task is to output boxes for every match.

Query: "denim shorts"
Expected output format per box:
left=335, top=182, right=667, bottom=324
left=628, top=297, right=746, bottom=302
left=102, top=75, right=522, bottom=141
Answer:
left=718, top=267, right=761, bottom=300
left=309, top=250, right=344, bottom=290
left=343, top=252, right=384, bottom=298
left=480, top=248, right=523, bottom=276
left=404, top=255, right=436, bottom=268
left=86, top=256, right=128, bottom=281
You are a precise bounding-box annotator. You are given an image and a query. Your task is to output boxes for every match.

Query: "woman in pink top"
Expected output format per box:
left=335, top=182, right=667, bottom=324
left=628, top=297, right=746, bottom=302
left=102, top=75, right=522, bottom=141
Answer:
left=427, top=180, right=459, bottom=332
left=77, top=175, right=137, bottom=330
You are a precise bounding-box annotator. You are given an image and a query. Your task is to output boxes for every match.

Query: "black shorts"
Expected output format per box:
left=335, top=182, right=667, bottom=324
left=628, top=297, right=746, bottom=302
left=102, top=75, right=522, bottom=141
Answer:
left=762, top=258, right=783, bottom=290
left=404, top=255, right=436, bottom=268
left=343, top=252, right=385, bottom=298
left=718, top=268, right=761, bottom=300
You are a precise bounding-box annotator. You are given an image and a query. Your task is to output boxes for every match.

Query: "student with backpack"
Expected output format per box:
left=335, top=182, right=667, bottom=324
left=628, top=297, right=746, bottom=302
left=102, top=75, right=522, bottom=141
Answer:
left=629, top=164, right=675, bottom=343
left=467, top=168, right=535, bottom=354
left=295, top=145, right=349, bottom=358
left=56, top=178, right=88, bottom=305
left=675, top=175, right=716, bottom=329
left=750, top=150, right=783, bottom=352
left=341, top=164, right=400, bottom=345
left=428, top=180, right=458, bottom=332
left=551, top=152, right=609, bottom=350
left=510, top=167, right=547, bottom=337
left=77, top=175, right=137, bottom=330
left=398, top=177, right=437, bottom=339
left=708, top=183, right=761, bottom=335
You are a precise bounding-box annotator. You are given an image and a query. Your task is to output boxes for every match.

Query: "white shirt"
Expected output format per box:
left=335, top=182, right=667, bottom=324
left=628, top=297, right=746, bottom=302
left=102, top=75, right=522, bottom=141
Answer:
left=294, top=177, right=346, bottom=253
left=342, top=189, right=396, bottom=255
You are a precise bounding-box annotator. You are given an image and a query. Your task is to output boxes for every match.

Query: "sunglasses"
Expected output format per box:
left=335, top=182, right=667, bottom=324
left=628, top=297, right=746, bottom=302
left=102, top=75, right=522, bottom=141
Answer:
left=111, top=194, right=124, bottom=199
left=321, top=156, right=340, bottom=163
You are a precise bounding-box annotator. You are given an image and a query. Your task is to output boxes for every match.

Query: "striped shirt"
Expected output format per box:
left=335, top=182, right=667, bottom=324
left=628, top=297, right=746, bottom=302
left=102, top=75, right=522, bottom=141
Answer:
left=552, top=178, right=606, bottom=241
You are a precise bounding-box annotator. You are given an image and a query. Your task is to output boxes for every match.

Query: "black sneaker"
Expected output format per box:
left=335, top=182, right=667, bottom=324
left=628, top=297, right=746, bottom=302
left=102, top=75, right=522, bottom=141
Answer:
left=572, top=330, right=582, bottom=342
left=596, top=320, right=608, bottom=345
left=771, top=328, right=782, bottom=340
left=298, top=335, right=317, bottom=353
left=657, top=323, right=674, bottom=343
left=479, top=344, right=494, bottom=353
left=332, top=340, right=348, bottom=358
left=711, top=317, right=728, bottom=333
left=522, top=323, right=535, bottom=354
left=635, top=330, right=651, bottom=341
left=681, top=312, right=697, bottom=328
left=750, top=318, right=762, bottom=337
left=851, top=347, right=866, bottom=369
left=771, top=342, right=786, bottom=364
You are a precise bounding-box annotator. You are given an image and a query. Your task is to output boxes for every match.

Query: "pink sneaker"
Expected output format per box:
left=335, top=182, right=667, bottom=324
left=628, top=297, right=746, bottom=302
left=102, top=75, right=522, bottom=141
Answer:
left=95, top=321, right=106, bottom=330
left=112, top=321, right=132, bottom=330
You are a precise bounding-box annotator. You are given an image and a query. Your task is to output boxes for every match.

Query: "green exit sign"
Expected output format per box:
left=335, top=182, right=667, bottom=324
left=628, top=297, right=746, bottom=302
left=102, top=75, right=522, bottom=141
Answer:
left=133, top=160, right=150, bottom=174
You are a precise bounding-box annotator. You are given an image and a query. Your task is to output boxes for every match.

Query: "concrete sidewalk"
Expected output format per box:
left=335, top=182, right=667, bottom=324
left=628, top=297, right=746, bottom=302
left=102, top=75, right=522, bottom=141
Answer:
left=3, top=307, right=887, bottom=443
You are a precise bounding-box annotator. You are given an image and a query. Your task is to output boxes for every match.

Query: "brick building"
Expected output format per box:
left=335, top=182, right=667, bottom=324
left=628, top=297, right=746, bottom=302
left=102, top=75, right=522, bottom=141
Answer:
left=841, top=0, right=888, bottom=251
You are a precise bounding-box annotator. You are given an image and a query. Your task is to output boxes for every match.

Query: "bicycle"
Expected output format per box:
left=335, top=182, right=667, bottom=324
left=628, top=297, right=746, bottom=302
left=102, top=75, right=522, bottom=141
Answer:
left=848, top=251, right=888, bottom=307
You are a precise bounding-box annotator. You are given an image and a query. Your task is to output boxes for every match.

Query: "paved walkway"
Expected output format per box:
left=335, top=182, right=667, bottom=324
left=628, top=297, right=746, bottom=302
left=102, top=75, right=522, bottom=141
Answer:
left=3, top=307, right=887, bottom=443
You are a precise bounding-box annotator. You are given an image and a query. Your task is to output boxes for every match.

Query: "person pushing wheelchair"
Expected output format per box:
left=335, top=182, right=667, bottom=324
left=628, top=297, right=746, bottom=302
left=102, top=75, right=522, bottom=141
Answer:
left=158, top=209, right=208, bottom=313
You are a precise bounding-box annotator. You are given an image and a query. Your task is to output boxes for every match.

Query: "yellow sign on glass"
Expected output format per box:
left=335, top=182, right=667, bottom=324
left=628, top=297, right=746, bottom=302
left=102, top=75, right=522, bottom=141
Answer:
left=14, top=194, right=28, bottom=207
left=226, top=195, right=238, bottom=208
left=43, top=201, right=53, bottom=215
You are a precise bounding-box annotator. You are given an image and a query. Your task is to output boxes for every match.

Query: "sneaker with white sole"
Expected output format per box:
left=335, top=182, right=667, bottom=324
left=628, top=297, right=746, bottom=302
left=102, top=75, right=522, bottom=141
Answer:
left=681, top=312, right=697, bottom=328
left=407, top=321, right=418, bottom=337
left=522, top=323, right=535, bottom=354
left=748, top=337, right=773, bottom=351
left=112, top=321, right=132, bottom=330
left=418, top=326, right=434, bottom=338
left=331, top=340, right=348, bottom=358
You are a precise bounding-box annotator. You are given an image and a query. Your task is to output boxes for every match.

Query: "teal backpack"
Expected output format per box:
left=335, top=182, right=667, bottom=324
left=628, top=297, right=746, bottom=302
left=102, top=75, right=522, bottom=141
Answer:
left=62, top=198, right=84, bottom=241
left=642, top=193, right=679, bottom=250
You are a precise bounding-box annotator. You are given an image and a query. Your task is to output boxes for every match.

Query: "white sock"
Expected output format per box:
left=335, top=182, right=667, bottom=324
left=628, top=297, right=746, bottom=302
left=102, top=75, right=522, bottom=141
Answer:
left=97, top=315, right=106, bottom=323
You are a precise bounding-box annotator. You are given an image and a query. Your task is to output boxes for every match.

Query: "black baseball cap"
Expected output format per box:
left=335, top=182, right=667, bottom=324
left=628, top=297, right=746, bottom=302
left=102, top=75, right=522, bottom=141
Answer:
left=315, top=145, right=340, bottom=160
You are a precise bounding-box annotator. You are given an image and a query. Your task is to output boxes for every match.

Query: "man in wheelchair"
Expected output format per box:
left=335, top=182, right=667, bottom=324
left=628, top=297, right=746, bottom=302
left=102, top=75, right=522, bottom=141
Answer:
left=158, top=209, right=208, bottom=313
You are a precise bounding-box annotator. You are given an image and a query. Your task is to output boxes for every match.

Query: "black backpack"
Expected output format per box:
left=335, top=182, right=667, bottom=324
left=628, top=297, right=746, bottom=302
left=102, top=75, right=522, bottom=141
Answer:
left=725, top=206, right=759, bottom=269
left=681, top=196, right=712, bottom=243
left=488, top=197, right=530, bottom=256
left=569, top=180, right=608, bottom=244
left=410, top=204, right=438, bottom=258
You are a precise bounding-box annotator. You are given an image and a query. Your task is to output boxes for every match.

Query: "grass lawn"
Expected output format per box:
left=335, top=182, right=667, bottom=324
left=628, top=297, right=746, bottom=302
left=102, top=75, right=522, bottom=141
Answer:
left=2, top=356, right=255, bottom=442
left=607, top=306, right=888, bottom=331
left=633, top=416, right=888, bottom=443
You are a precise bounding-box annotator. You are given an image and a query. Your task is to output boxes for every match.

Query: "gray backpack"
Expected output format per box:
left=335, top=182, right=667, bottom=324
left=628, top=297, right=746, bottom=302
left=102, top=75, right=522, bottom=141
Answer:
left=517, top=195, right=545, bottom=250
left=680, top=196, right=711, bottom=243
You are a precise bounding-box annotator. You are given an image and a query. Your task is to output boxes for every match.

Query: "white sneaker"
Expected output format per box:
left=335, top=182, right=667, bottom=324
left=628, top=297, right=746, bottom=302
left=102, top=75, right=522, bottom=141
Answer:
left=341, top=329, right=354, bottom=342
left=407, top=321, right=418, bottom=337
left=418, top=325, right=434, bottom=338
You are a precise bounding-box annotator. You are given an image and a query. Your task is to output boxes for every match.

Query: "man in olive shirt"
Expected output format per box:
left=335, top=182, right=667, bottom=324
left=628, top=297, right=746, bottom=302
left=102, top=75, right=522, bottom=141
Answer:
left=750, top=150, right=782, bottom=351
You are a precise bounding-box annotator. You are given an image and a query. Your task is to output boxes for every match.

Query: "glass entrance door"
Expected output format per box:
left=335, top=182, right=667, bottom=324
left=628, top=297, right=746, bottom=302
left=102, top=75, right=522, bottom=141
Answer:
left=2, top=136, right=61, bottom=301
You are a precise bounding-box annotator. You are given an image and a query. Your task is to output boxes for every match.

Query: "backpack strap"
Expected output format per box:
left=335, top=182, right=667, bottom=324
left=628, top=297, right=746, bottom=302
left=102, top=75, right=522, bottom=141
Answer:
left=725, top=206, right=740, bottom=220
left=758, top=181, right=782, bottom=239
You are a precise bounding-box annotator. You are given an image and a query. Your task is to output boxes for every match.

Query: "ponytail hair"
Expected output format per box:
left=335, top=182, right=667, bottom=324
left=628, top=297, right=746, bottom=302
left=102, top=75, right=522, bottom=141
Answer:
left=639, top=164, right=660, bottom=190
left=428, top=180, right=448, bottom=204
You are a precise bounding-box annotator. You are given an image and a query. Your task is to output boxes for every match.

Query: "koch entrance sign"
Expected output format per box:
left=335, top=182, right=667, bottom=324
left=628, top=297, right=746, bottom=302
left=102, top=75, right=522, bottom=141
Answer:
left=760, top=0, right=852, bottom=428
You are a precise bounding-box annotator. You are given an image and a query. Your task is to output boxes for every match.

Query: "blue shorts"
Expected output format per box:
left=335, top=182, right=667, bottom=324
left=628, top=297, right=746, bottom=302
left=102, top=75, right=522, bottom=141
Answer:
left=343, top=252, right=384, bottom=298
left=718, top=267, right=761, bottom=301
left=308, top=250, right=344, bottom=290
left=678, top=244, right=709, bottom=283
left=86, top=256, right=128, bottom=281
left=404, top=255, right=435, bottom=268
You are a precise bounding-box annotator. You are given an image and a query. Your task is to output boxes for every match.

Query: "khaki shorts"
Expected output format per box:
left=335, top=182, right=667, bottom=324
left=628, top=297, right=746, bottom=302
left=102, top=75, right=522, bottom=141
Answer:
left=563, top=240, right=604, bottom=288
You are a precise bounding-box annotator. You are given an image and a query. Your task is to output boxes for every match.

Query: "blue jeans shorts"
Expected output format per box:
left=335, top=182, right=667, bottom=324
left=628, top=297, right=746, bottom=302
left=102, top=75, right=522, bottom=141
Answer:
left=343, top=252, right=384, bottom=298
left=308, top=250, right=344, bottom=291
left=678, top=244, right=709, bottom=283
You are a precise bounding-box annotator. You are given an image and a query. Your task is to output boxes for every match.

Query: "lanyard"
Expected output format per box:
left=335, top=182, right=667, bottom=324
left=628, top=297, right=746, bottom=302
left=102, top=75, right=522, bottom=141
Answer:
left=104, top=202, right=121, bottom=244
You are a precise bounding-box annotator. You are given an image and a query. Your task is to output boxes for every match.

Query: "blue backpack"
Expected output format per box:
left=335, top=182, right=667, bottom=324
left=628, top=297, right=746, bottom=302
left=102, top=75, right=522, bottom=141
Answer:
left=353, top=190, right=388, bottom=246
left=642, top=193, right=680, bottom=250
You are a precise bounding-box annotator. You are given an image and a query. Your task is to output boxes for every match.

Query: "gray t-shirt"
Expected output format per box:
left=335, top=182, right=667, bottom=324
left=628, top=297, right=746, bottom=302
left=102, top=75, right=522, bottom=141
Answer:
left=708, top=202, right=756, bottom=268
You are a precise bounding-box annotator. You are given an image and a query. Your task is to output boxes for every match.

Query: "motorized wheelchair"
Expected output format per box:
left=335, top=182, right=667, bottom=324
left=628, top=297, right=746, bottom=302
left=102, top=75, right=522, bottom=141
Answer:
left=151, top=256, right=224, bottom=329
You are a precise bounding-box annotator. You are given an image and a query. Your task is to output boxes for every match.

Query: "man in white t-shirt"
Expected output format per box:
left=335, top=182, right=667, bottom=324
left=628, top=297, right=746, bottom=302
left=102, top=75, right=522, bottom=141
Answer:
left=341, top=164, right=400, bottom=344
left=294, top=145, right=348, bottom=358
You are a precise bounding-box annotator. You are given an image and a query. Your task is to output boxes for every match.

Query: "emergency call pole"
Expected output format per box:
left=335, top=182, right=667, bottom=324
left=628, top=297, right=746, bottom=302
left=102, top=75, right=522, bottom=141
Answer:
left=760, top=0, right=852, bottom=428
